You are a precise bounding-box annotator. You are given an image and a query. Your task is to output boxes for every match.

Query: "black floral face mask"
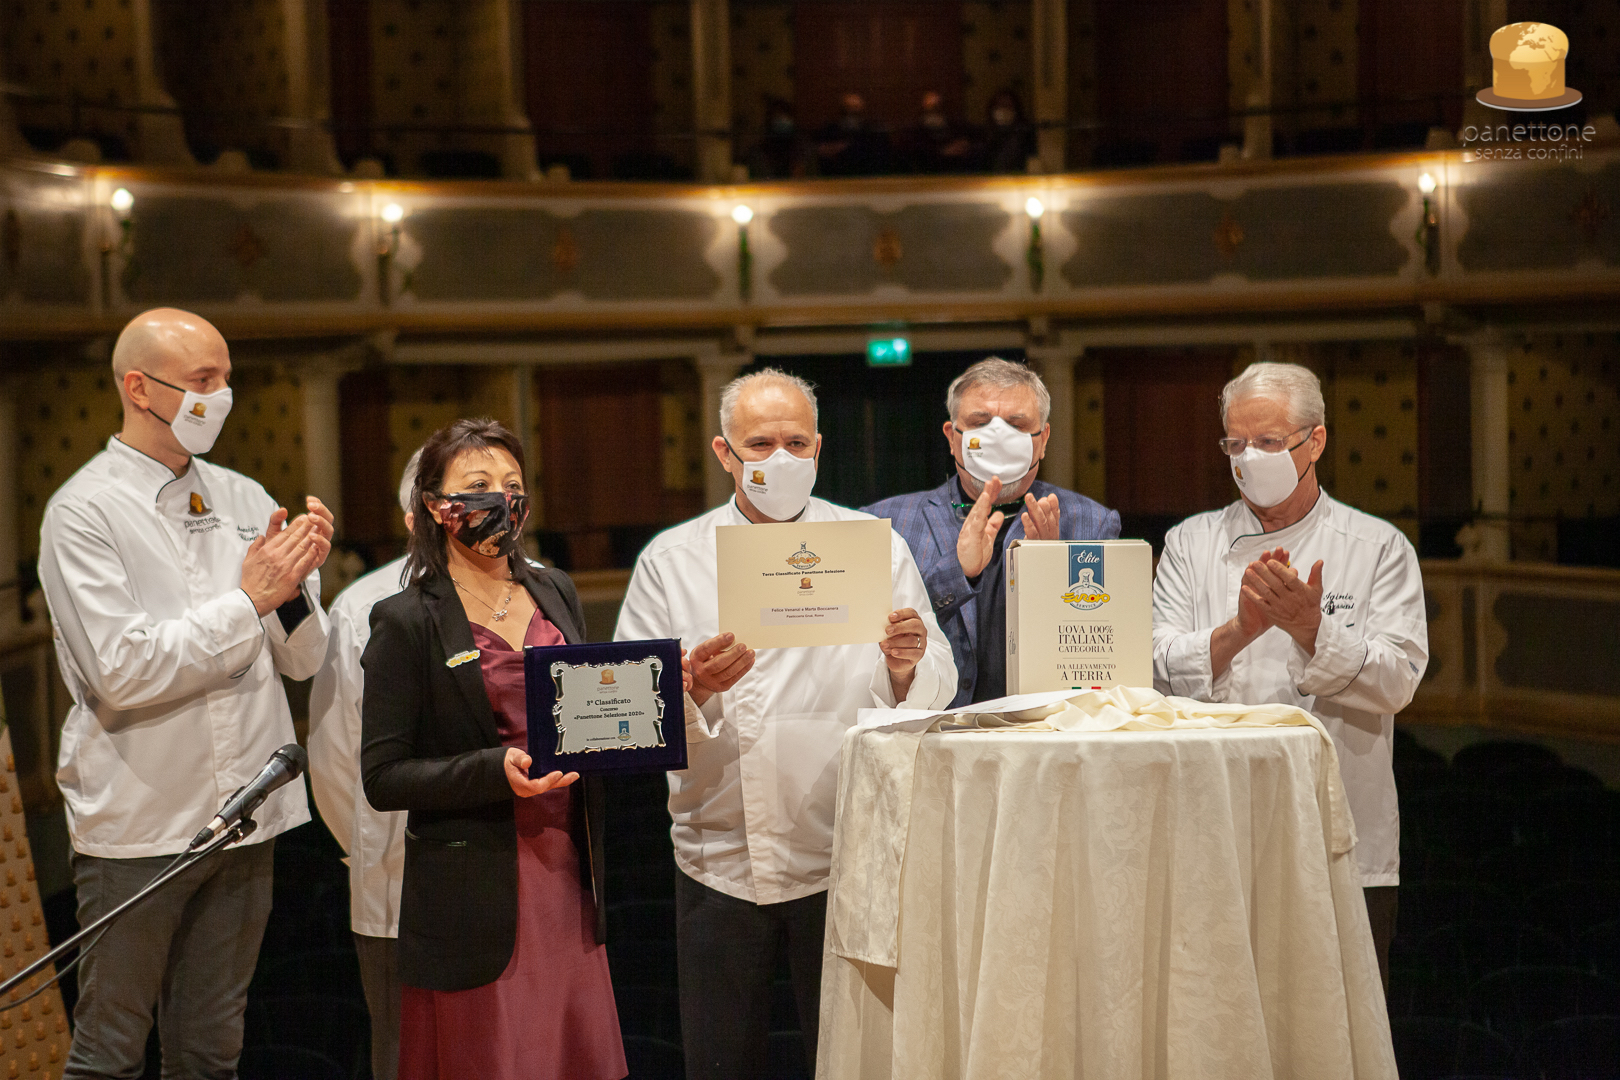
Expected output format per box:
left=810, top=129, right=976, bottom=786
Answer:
left=433, top=490, right=529, bottom=559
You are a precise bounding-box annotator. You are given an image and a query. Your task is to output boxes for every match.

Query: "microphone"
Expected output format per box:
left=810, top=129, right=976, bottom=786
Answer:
left=189, top=745, right=307, bottom=851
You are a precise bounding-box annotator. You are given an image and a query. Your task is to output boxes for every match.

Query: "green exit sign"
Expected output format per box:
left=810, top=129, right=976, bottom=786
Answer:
left=867, top=337, right=911, bottom=366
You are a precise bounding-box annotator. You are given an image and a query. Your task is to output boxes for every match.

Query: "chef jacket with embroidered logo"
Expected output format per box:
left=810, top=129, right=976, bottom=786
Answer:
left=614, top=497, right=957, bottom=906
left=1151, top=493, right=1428, bottom=887
left=40, top=437, right=327, bottom=859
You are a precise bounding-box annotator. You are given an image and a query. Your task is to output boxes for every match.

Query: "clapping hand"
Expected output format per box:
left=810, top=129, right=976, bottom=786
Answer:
left=957, top=476, right=1007, bottom=579
left=241, top=503, right=324, bottom=616
left=1020, top=491, right=1061, bottom=540
left=1242, top=546, right=1325, bottom=652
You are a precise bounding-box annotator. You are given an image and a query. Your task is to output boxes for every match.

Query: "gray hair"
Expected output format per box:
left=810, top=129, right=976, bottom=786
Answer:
left=946, top=357, right=1051, bottom=426
left=397, top=446, right=424, bottom=514
left=1220, top=362, right=1326, bottom=429
left=719, top=368, right=818, bottom=440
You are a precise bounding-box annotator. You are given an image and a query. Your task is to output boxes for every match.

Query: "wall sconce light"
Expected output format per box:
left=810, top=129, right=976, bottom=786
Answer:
left=101, top=187, right=136, bottom=304
left=732, top=204, right=754, bottom=302
left=1025, top=196, right=1045, bottom=293
left=377, top=201, right=405, bottom=305
left=1415, top=173, right=1440, bottom=276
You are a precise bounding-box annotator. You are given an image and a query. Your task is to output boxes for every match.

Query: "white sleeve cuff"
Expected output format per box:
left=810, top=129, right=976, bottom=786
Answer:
left=1289, top=619, right=1368, bottom=699
left=1162, top=628, right=1216, bottom=701
left=685, top=691, right=725, bottom=743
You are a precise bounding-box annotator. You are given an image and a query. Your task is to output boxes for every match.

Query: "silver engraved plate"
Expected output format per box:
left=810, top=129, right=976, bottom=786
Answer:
left=550, top=657, right=668, bottom=754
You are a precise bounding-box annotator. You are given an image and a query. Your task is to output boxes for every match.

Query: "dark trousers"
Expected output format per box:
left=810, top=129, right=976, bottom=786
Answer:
left=64, top=840, right=275, bottom=1080
left=675, top=870, right=827, bottom=1080
left=1364, top=885, right=1399, bottom=997
left=354, top=933, right=400, bottom=1080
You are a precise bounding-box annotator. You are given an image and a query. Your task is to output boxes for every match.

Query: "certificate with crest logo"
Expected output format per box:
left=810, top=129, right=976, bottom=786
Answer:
left=715, top=518, right=894, bottom=649
left=524, top=639, right=688, bottom=776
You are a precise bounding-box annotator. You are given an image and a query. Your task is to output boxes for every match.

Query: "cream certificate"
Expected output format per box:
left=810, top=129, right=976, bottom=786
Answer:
left=715, top=518, right=894, bottom=649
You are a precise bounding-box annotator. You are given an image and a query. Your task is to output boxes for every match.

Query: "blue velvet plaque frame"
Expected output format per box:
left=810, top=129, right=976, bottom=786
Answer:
left=524, top=637, right=688, bottom=776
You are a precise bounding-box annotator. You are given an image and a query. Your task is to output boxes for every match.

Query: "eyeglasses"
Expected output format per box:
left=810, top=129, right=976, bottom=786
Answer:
left=1217, top=426, right=1312, bottom=457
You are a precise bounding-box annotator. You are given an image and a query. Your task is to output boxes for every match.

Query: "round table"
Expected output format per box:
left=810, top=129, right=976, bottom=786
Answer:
left=817, top=724, right=1397, bottom=1080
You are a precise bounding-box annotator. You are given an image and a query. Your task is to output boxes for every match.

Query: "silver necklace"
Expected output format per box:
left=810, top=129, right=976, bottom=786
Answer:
left=453, top=575, right=515, bottom=622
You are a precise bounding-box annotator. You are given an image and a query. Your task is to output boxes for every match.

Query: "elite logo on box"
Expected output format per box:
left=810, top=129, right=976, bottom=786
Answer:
left=1060, top=545, right=1111, bottom=610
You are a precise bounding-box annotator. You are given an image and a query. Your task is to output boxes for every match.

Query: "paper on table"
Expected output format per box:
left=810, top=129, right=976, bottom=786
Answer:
left=857, top=689, right=1082, bottom=732
left=716, top=517, right=894, bottom=649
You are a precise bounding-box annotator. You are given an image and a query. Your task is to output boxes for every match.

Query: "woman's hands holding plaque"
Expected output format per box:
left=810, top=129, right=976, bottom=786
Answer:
left=504, top=747, right=578, bottom=798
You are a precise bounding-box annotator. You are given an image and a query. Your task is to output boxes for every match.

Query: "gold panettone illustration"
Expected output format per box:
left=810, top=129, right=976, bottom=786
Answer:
left=188, top=493, right=208, bottom=516
left=751, top=470, right=765, bottom=485
left=190, top=402, right=207, bottom=418
left=1489, top=22, right=1569, bottom=100
left=968, top=437, right=981, bottom=449
left=600, top=669, right=616, bottom=685
left=799, top=577, right=813, bottom=589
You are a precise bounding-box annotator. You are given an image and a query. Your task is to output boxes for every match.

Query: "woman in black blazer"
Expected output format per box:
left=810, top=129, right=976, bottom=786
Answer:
left=361, top=418, right=625, bottom=1080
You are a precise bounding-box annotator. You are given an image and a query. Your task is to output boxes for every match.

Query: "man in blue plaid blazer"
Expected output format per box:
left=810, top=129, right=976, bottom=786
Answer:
left=863, top=359, right=1120, bottom=708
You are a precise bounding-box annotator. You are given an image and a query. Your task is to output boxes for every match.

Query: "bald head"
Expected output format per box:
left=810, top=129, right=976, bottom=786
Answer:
left=111, top=308, right=230, bottom=401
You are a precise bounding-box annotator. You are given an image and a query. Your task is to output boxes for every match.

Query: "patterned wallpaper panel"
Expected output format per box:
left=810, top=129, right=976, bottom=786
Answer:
left=156, top=0, right=288, bottom=162
left=209, top=366, right=308, bottom=520
left=730, top=1, right=794, bottom=153
left=1316, top=341, right=1420, bottom=545
left=1506, top=333, right=1620, bottom=560
left=650, top=1, right=695, bottom=173
left=384, top=366, right=483, bottom=540
left=14, top=362, right=309, bottom=560
left=1282, top=0, right=1358, bottom=133
left=14, top=363, right=122, bottom=562
left=962, top=1, right=1032, bottom=127
left=0, top=0, right=141, bottom=147
left=369, top=0, right=483, bottom=172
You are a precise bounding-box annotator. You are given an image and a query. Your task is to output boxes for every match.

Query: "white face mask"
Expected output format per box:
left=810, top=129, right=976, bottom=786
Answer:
left=144, top=372, right=232, bottom=455
left=1231, top=444, right=1308, bottom=508
left=733, top=444, right=817, bottom=520
left=958, top=416, right=1035, bottom=487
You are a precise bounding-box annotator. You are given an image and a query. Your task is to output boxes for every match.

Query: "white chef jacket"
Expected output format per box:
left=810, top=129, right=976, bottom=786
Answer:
left=1151, top=492, right=1428, bottom=887
left=40, top=436, right=325, bottom=858
left=615, top=497, right=957, bottom=906
left=308, top=557, right=408, bottom=938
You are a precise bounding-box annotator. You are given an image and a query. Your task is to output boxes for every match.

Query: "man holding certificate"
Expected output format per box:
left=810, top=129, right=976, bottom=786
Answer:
left=615, top=368, right=956, bottom=1080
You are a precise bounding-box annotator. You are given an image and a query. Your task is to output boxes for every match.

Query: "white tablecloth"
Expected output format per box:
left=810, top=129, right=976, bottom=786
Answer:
left=817, top=720, right=1397, bottom=1080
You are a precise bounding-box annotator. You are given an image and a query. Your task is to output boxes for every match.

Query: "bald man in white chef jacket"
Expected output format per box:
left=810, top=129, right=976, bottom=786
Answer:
left=615, top=368, right=956, bottom=1080
left=40, top=309, right=332, bottom=1079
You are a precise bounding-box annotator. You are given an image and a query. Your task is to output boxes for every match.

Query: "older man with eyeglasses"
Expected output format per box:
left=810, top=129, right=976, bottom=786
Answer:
left=1151, top=361, right=1429, bottom=993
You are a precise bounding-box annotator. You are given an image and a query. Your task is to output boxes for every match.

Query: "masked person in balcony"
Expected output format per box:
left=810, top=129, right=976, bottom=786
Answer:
left=1151, top=361, right=1429, bottom=993
left=865, top=357, right=1120, bottom=707
left=40, top=308, right=333, bottom=1079
left=360, top=418, right=625, bottom=1080
left=981, top=88, right=1036, bottom=174
left=614, top=368, right=956, bottom=1080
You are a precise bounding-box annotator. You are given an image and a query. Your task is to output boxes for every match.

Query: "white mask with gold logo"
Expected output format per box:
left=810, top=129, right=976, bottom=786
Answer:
left=144, top=372, right=233, bottom=455
left=960, top=416, right=1035, bottom=486
left=732, top=445, right=817, bottom=520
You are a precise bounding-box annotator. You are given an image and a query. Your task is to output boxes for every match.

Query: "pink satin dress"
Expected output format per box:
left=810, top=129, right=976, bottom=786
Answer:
left=398, top=611, right=627, bottom=1080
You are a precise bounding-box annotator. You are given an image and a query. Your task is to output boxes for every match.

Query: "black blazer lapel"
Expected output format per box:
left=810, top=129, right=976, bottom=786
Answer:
left=525, top=570, right=582, bottom=645
left=422, top=575, right=502, bottom=749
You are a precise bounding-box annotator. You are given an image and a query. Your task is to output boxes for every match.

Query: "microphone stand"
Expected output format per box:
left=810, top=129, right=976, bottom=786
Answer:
left=0, top=816, right=259, bottom=1003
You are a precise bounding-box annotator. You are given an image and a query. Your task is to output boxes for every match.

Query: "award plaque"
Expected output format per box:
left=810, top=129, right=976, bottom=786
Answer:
left=524, top=638, right=688, bottom=777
